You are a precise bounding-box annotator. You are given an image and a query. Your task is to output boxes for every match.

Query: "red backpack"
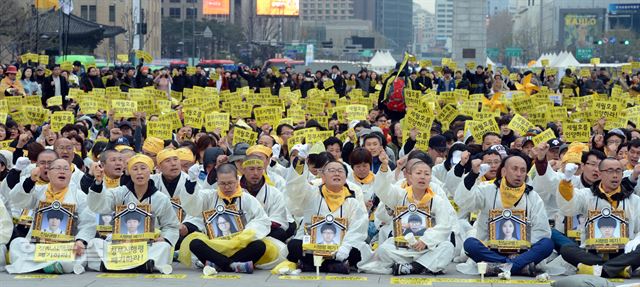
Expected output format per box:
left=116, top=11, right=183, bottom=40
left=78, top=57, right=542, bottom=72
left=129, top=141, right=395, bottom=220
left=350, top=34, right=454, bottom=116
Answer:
left=386, top=77, right=406, bottom=112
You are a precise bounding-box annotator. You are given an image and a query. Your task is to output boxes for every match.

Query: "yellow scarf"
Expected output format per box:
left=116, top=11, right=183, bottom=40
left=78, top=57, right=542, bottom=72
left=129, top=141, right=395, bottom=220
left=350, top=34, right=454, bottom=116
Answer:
left=321, top=185, right=350, bottom=212
left=354, top=172, right=375, bottom=185
left=406, top=186, right=434, bottom=206
left=45, top=184, right=69, bottom=203
left=481, top=175, right=496, bottom=183
left=499, top=179, right=526, bottom=209
left=264, top=173, right=275, bottom=186
left=218, top=184, right=243, bottom=202
left=104, top=176, right=120, bottom=189
left=600, top=183, right=621, bottom=209
left=35, top=177, right=48, bottom=186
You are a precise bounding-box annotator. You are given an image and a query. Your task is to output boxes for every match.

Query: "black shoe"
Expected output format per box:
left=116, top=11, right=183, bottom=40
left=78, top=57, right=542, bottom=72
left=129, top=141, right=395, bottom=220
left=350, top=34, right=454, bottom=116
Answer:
left=325, top=261, right=350, bottom=274
left=517, top=262, right=537, bottom=277
left=145, top=260, right=155, bottom=273
left=485, top=263, right=502, bottom=277
left=100, top=262, right=108, bottom=272
left=392, top=263, right=413, bottom=276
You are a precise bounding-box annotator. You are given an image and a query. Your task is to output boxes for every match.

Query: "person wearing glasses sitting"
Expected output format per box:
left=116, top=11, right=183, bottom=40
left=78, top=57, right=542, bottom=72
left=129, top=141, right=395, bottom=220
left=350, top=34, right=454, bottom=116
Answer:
left=6, top=157, right=95, bottom=275
left=557, top=157, right=640, bottom=278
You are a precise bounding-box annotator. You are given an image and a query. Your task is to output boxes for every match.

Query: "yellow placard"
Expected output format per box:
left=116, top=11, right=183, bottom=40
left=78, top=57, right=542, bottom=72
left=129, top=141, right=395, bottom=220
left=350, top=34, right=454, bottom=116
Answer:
left=186, top=66, right=196, bottom=76
left=111, top=100, right=138, bottom=119
left=105, top=242, right=148, bottom=270
left=0, top=112, right=6, bottom=125
left=146, top=121, right=173, bottom=140
left=0, top=140, right=13, bottom=151
left=39, top=55, right=49, bottom=64
left=279, top=275, right=321, bottom=281
left=183, top=109, right=204, bottom=128
left=437, top=104, right=459, bottom=127
left=144, top=274, right=188, bottom=279
left=205, top=112, right=230, bottom=132
left=541, top=59, right=549, bottom=67
left=532, top=128, right=555, bottom=146
left=325, top=276, right=368, bottom=281
left=50, top=111, right=74, bottom=132
left=345, top=104, right=368, bottom=121
left=507, top=114, right=534, bottom=136
left=471, top=117, right=500, bottom=140
left=590, top=58, right=600, bottom=65
left=134, top=50, right=153, bottom=63
left=232, top=128, right=258, bottom=146
left=254, top=106, right=281, bottom=127
left=305, top=131, right=334, bottom=145
left=33, top=243, right=75, bottom=262
left=419, top=60, right=432, bottom=68
left=117, top=54, right=129, bottom=63
left=563, top=122, right=590, bottom=143
left=46, top=96, right=63, bottom=107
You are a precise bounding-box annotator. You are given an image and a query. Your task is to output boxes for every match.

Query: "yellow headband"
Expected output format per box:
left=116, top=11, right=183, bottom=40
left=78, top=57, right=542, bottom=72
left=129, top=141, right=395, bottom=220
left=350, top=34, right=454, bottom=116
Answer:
left=246, top=144, right=272, bottom=157
left=115, top=145, right=133, bottom=152
left=175, top=148, right=195, bottom=163
left=242, top=159, right=264, bottom=168
left=157, top=149, right=179, bottom=164
left=127, top=154, right=155, bottom=172
left=142, top=137, right=164, bottom=155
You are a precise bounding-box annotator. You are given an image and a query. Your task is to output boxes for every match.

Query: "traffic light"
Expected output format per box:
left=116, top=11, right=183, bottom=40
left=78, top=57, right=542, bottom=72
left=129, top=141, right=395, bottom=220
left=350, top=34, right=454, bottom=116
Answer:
left=594, top=40, right=603, bottom=45
left=623, top=40, right=630, bottom=45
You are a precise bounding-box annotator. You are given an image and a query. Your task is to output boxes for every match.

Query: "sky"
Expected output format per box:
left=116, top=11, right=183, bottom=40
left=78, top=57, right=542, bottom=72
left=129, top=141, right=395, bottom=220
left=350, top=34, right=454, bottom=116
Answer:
left=414, top=0, right=436, bottom=14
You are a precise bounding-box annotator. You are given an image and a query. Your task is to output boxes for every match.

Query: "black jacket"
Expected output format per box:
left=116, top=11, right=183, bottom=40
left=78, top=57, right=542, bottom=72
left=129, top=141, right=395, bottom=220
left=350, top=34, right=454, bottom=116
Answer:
left=41, top=75, right=69, bottom=106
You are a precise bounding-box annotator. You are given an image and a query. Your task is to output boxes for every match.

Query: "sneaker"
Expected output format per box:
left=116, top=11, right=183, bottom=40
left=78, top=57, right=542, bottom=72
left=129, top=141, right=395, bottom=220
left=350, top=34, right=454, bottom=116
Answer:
left=158, top=264, right=172, bottom=275
left=73, top=264, right=85, bottom=275
left=43, top=262, right=64, bottom=274
left=203, top=261, right=219, bottom=276
left=230, top=261, right=254, bottom=274
left=325, top=261, right=350, bottom=274
left=392, top=263, right=413, bottom=276
left=484, top=262, right=502, bottom=277
left=498, top=270, right=511, bottom=280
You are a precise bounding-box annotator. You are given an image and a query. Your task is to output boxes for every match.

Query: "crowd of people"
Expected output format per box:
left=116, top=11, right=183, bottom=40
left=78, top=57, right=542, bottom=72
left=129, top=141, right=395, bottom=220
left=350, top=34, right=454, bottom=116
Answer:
left=0, top=55, right=640, bottom=283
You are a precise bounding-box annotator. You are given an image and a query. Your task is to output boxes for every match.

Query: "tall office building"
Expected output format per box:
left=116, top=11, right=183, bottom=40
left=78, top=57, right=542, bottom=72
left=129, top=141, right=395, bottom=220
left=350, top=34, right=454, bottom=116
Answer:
left=375, top=0, right=413, bottom=54
left=435, top=0, right=454, bottom=51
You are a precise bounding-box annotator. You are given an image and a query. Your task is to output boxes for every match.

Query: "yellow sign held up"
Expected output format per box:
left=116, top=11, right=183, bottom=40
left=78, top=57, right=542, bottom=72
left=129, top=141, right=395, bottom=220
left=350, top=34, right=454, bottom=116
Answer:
left=147, top=121, right=173, bottom=140
left=508, top=114, right=534, bottom=136
left=111, top=100, right=138, bottom=119
left=563, top=123, right=590, bottom=143
left=233, top=128, right=258, bottom=146
left=50, top=111, right=75, bottom=132
left=590, top=58, right=600, bottom=66
left=532, top=128, right=556, bottom=146
left=134, top=50, right=153, bottom=63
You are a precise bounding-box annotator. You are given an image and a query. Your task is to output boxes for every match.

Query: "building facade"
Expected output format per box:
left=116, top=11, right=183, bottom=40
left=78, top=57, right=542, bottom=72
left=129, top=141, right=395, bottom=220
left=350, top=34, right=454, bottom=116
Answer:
left=452, top=0, right=487, bottom=65
left=375, top=0, right=413, bottom=55
left=435, top=0, right=454, bottom=52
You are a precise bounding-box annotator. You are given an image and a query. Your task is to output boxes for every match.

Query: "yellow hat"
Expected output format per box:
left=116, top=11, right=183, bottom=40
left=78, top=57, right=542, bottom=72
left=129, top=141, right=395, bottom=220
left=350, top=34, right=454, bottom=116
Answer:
left=127, top=154, right=155, bottom=172
left=562, top=142, right=589, bottom=164
left=246, top=144, right=272, bottom=157
left=156, top=149, right=179, bottom=164
left=115, top=145, right=133, bottom=152
left=175, top=148, right=195, bottom=163
left=142, top=137, right=164, bottom=155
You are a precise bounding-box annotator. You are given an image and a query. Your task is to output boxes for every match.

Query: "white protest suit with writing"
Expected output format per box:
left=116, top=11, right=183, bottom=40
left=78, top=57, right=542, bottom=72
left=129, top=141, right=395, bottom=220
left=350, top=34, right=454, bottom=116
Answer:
left=85, top=155, right=179, bottom=274
left=6, top=158, right=96, bottom=274
left=359, top=153, right=456, bottom=275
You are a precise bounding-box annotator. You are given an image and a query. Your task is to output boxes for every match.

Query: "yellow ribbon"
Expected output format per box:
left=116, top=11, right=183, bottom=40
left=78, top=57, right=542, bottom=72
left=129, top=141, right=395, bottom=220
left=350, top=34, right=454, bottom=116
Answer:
left=406, top=186, right=434, bottom=206
left=45, top=184, right=69, bottom=203
left=499, top=179, right=526, bottom=209
left=217, top=184, right=243, bottom=202
left=321, top=186, right=350, bottom=212
left=104, top=176, right=120, bottom=189
left=354, top=172, right=374, bottom=185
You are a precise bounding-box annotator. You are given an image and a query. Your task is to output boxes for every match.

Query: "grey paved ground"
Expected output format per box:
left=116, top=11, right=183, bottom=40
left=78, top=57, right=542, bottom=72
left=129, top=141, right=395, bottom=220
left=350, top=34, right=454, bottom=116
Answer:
left=1, top=264, right=638, bottom=287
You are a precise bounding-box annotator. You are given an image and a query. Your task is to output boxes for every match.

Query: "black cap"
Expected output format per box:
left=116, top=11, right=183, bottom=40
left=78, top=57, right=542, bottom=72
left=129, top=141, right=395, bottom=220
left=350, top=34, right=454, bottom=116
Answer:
left=117, top=121, right=132, bottom=130
left=428, top=135, right=447, bottom=152
left=73, top=61, right=82, bottom=67
left=547, top=138, right=563, bottom=149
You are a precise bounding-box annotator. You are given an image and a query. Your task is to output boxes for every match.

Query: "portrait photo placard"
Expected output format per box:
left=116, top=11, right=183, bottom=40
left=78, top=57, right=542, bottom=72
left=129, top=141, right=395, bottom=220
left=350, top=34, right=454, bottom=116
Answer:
left=565, top=214, right=587, bottom=240
left=488, top=209, right=530, bottom=253
left=32, top=201, right=76, bottom=243
left=96, top=212, right=114, bottom=237
left=112, top=203, right=153, bottom=242
left=171, top=198, right=185, bottom=223
left=585, top=208, right=628, bottom=253
left=202, top=204, right=245, bottom=240
left=303, top=215, right=348, bottom=257
left=392, top=204, right=433, bottom=248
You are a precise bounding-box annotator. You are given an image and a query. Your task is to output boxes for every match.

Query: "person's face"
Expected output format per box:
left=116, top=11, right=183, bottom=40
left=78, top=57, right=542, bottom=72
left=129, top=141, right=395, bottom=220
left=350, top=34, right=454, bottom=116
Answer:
left=48, top=216, right=61, bottom=230
left=37, top=153, right=57, bottom=182
left=376, top=116, right=388, bottom=128
left=476, top=67, right=483, bottom=74
left=483, top=154, right=501, bottom=180
left=501, top=157, right=527, bottom=187
left=628, top=146, right=640, bottom=164
left=409, top=220, right=422, bottom=232
left=217, top=216, right=231, bottom=232
left=180, top=160, right=194, bottom=173
left=353, top=162, right=370, bottom=180
left=321, top=162, right=347, bottom=189
left=45, top=131, right=57, bottom=145
left=322, top=227, right=335, bottom=243
left=364, top=138, right=381, bottom=157
left=48, top=159, right=71, bottom=189
left=217, top=172, right=239, bottom=196
left=280, top=127, right=294, bottom=143
left=599, top=225, right=615, bottom=238
left=326, top=143, right=341, bottom=161
left=159, top=156, right=181, bottom=179
left=618, top=146, right=628, bottom=160
left=54, top=138, right=75, bottom=163
left=243, top=164, right=265, bottom=186
left=409, top=163, right=432, bottom=192
left=126, top=218, right=140, bottom=233
left=127, top=69, right=135, bottom=77
left=52, top=67, right=61, bottom=76
left=258, top=135, right=274, bottom=148
left=7, top=73, right=15, bottom=80
left=482, top=135, right=501, bottom=151
left=522, top=141, right=534, bottom=157
left=24, top=69, right=32, bottom=78
left=130, top=162, right=151, bottom=185
left=547, top=148, right=560, bottom=161
left=104, top=152, right=124, bottom=178
left=578, top=215, right=586, bottom=225
left=502, top=220, right=515, bottom=237
left=599, top=159, right=623, bottom=192
left=368, top=110, right=379, bottom=122
left=582, top=155, right=601, bottom=184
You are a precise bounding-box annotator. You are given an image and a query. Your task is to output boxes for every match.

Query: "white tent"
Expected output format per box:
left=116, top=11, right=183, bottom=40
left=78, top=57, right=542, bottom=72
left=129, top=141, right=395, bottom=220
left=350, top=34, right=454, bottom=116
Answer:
left=486, top=57, right=496, bottom=67
left=553, top=51, right=580, bottom=68
left=369, top=50, right=396, bottom=73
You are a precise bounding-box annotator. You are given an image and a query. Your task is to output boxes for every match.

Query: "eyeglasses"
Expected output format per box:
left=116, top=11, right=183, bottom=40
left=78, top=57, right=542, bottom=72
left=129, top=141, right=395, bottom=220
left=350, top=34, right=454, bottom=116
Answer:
left=49, top=166, right=70, bottom=171
left=218, top=181, right=237, bottom=187
left=599, top=168, right=623, bottom=174
left=55, top=146, right=74, bottom=151
left=323, top=168, right=346, bottom=174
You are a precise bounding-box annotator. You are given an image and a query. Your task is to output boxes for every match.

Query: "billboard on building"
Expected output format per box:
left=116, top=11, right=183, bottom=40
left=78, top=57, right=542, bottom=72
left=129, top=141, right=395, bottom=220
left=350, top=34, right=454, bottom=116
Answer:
left=203, top=0, right=230, bottom=15
left=256, top=0, right=300, bottom=16
left=559, top=9, right=606, bottom=50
